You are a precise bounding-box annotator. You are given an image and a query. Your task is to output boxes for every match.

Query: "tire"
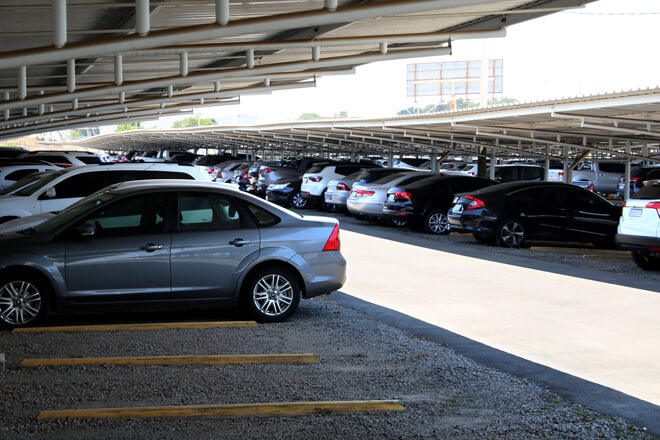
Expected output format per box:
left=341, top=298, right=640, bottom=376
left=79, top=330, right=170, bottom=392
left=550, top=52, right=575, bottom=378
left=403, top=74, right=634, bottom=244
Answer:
left=386, top=216, right=408, bottom=228
left=473, top=232, right=495, bottom=244
left=631, top=251, right=660, bottom=271
left=0, top=271, right=50, bottom=329
left=289, top=190, right=308, bottom=209
left=423, top=210, right=450, bottom=235
left=496, top=218, right=527, bottom=248
left=243, top=266, right=301, bottom=322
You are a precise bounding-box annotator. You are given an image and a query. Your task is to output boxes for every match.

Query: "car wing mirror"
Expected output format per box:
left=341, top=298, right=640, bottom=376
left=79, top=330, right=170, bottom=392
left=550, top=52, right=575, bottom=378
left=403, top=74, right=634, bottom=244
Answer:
left=75, top=223, right=96, bottom=237
left=44, top=187, right=56, bottom=199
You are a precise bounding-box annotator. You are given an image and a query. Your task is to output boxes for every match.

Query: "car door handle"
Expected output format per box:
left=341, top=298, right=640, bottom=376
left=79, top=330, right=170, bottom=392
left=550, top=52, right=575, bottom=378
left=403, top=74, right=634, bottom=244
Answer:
left=229, top=238, right=252, bottom=247
left=140, top=243, right=163, bottom=252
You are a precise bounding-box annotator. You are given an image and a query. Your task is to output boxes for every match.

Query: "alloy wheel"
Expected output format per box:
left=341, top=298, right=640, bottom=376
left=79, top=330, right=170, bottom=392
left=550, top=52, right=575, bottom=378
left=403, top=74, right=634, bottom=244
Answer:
left=391, top=217, right=407, bottom=227
left=0, top=280, right=42, bottom=326
left=500, top=221, right=525, bottom=247
left=291, top=192, right=307, bottom=209
left=427, top=212, right=449, bottom=234
left=252, top=274, right=294, bottom=317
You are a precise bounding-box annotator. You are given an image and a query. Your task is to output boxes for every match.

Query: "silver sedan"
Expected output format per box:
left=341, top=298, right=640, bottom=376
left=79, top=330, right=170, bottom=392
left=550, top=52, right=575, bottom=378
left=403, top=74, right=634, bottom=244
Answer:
left=0, top=180, right=346, bottom=328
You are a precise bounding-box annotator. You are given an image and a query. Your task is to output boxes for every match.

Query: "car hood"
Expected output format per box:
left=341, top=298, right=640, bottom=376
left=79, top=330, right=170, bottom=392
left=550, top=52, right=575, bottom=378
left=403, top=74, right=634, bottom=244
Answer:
left=0, top=212, right=55, bottom=233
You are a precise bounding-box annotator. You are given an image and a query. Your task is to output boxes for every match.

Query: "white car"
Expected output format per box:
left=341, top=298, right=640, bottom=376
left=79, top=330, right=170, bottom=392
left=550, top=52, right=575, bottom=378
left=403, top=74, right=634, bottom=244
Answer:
left=301, top=163, right=376, bottom=208
left=18, top=151, right=103, bottom=167
left=615, top=180, right=660, bottom=271
left=0, top=163, right=211, bottom=224
left=0, top=162, right=59, bottom=190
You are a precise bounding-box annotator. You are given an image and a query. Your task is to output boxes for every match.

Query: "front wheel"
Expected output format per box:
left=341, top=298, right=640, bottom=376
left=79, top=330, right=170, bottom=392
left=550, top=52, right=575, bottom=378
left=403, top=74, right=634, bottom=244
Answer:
left=631, top=251, right=660, bottom=271
left=243, top=267, right=301, bottom=322
left=424, top=210, right=450, bottom=235
left=289, top=191, right=308, bottom=209
left=496, top=218, right=526, bottom=248
left=0, top=272, right=50, bottom=329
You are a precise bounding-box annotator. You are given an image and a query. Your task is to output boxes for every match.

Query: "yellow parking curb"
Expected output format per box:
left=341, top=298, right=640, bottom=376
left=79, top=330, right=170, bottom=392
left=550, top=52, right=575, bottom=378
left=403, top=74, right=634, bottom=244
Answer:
left=20, top=353, right=319, bottom=367
left=37, top=400, right=404, bottom=420
left=13, top=321, right=258, bottom=333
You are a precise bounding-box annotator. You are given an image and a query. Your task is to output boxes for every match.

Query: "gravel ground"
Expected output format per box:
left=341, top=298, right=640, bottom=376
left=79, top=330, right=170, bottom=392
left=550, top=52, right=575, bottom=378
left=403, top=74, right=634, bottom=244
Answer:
left=0, top=298, right=654, bottom=440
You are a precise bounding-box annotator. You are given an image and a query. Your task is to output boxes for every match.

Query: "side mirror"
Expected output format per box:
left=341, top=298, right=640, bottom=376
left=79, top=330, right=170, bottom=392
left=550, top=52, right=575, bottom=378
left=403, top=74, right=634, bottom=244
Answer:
left=75, top=223, right=96, bottom=237
left=44, top=187, right=56, bottom=199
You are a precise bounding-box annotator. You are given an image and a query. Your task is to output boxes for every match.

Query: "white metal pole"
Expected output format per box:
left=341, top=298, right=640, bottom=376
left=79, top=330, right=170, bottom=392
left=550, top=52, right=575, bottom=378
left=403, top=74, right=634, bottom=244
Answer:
left=324, top=0, right=338, bottom=11
left=216, top=0, right=229, bottom=25
left=17, top=66, right=27, bottom=100
left=136, top=0, right=150, bottom=36
left=624, top=141, right=631, bottom=200
left=114, top=55, right=123, bottom=85
left=2, top=92, right=9, bottom=120
left=312, top=46, right=320, bottom=61
left=53, top=0, right=67, bottom=49
left=179, top=52, right=188, bottom=76
left=67, top=58, right=76, bottom=93
left=246, top=49, right=254, bottom=68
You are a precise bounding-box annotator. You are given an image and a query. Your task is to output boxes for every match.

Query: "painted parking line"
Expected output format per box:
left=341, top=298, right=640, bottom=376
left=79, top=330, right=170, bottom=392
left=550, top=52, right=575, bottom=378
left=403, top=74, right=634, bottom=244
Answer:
left=530, top=246, right=626, bottom=254
left=582, top=254, right=630, bottom=260
left=0, top=352, right=5, bottom=373
left=20, top=353, right=319, bottom=367
left=13, top=321, right=258, bottom=333
left=37, top=400, right=404, bottom=420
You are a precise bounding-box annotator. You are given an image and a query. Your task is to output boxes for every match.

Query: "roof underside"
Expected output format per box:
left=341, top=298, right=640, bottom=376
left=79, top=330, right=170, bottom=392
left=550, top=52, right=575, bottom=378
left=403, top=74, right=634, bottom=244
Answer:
left=70, top=87, right=660, bottom=162
left=0, top=0, right=596, bottom=140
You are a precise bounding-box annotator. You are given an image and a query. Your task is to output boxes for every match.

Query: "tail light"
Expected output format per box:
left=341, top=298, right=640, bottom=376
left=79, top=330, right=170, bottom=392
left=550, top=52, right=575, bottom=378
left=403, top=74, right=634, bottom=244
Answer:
left=262, top=167, right=272, bottom=174
left=622, top=201, right=627, bottom=207
left=323, top=223, right=341, bottom=251
left=647, top=201, right=660, bottom=217
left=355, top=190, right=375, bottom=196
left=336, top=182, right=350, bottom=191
left=308, top=176, right=322, bottom=182
left=240, top=171, right=249, bottom=180
left=631, top=177, right=642, bottom=181
left=558, top=171, right=564, bottom=178
left=217, top=171, right=223, bottom=179
left=394, top=191, right=412, bottom=200
left=465, top=195, right=485, bottom=210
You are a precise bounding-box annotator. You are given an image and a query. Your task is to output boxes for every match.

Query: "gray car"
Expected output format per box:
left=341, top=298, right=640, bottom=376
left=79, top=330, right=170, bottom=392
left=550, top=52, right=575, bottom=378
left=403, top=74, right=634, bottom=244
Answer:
left=0, top=180, right=346, bottom=328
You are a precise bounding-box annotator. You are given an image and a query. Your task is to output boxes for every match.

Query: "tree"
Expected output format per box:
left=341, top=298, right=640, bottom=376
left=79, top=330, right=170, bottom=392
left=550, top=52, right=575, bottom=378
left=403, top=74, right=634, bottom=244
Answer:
left=172, top=116, right=217, bottom=128
left=71, top=130, right=84, bottom=140
left=397, top=97, right=518, bottom=116
left=116, top=122, right=142, bottom=132
left=298, top=113, right=323, bottom=120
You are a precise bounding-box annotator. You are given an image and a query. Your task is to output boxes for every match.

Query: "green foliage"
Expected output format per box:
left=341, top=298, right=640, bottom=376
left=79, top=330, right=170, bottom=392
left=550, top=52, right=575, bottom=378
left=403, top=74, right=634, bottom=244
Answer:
left=397, top=97, right=518, bottom=116
left=116, top=122, right=142, bottom=132
left=71, top=130, right=84, bottom=140
left=172, top=116, right=217, bottom=128
left=298, top=113, right=323, bottom=120
left=0, top=142, right=21, bottom=148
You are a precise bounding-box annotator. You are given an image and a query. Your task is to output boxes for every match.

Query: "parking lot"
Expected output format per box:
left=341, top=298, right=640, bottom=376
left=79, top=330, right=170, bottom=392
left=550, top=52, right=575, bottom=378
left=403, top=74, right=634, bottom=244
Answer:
left=1, top=206, right=658, bottom=439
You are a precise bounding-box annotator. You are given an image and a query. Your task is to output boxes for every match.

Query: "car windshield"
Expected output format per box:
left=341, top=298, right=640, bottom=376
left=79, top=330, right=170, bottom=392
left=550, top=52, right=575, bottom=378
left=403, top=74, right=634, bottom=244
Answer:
left=13, top=169, right=67, bottom=197
left=34, top=190, right=117, bottom=233
left=0, top=171, right=53, bottom=195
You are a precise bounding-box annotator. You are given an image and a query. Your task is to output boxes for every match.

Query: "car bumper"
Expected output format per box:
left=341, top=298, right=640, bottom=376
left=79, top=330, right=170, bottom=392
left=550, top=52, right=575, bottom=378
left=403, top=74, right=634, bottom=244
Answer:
left=616, top=234, right=660, bottom=253
left=265, top=189, right=293, bottom=204
left=347, top=199, right=384, bottom=217
left=301, top=192, right=323, bottom=202
left=447, top=214, right=497, bottom=235
left=324, top=191, right=350, bottom=206
left=291, top=251, right=347, bottom=298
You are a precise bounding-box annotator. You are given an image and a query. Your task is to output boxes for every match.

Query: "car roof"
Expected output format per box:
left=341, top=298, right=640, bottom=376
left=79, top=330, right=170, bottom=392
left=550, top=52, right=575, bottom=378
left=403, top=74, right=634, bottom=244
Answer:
left=400, top=173, right=488, bottom=189
left=112, top=179, right=233, bottom=194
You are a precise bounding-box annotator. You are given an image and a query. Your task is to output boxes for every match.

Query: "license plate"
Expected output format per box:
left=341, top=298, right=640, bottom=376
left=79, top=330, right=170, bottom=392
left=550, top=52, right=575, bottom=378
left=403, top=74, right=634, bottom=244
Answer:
left=351, top=192, right=358, bottom=199
left=387, top=194, right=395, bottom=202
left=629, top=208, right=643, bottom=217
left=325, top=194, right=332, bottom=202
left=452, top=204, right=463, bottom=213
left=303, top=177, right=308, bottom=183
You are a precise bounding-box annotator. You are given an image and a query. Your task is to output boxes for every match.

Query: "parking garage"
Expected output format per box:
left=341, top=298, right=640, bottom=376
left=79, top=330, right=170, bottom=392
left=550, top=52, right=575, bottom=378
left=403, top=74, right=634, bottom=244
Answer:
left=1, top=1, right=660, bottom=439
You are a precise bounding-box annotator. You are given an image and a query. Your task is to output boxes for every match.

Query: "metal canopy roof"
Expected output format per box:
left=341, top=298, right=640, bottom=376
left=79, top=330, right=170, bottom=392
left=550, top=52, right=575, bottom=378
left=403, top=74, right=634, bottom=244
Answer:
left=70, top=87, right=660, bottom=162
left=0, top=0, right=596, bottom=141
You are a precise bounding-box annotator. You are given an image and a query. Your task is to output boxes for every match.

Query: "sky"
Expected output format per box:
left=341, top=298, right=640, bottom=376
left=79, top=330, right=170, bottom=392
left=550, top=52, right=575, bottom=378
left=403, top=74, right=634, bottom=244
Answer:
left=100, top=0, right=660, bottom=133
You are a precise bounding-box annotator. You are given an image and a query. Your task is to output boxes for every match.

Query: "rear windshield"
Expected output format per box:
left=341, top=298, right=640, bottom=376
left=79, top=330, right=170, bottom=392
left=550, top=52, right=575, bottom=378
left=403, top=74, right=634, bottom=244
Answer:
left=370, top=172, right=407, bottom=185
left=0, top=171, right=52, bottom=195
left=632, top=182, right=660, bottom=200
left=307, top=165, right=329, bottom=174
left=598, top=163, right=625, bottom=174
left=76, top=156, right=102, bottom=164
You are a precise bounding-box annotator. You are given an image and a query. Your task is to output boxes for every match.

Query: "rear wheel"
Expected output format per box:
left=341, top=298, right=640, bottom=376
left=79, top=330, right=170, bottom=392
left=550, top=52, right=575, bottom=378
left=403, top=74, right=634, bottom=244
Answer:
left=243, top=266, right=301, bottom=322
left=424, top=210, right=450, bottom=235
left=631, top=251, right=660, bottom=271
left=497, top=218, right=526, bottom=248
left=386, top=216, right=407, bottom=228
left=473, top=232, right=495, bottom=244
left=0, top=272, right=50, bottom=329
left=289, top=191, right=307, bottom=209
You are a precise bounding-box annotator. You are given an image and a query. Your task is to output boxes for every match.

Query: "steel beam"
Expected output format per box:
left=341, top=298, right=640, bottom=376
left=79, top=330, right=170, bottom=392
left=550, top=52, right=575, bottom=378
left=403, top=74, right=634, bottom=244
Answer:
left=53, top=0, right=67, bottom=49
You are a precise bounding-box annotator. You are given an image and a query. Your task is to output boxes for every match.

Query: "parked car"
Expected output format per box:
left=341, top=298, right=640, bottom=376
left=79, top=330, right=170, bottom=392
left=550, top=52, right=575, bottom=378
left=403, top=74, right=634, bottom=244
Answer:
left=0, top=147, right=28, bottom=158
left=324, top=171, right=363, bottom=211
left=448, top=181, right=621, bottom=247
left=0, top=179, right=346, bottom=328
left=0, top=170, right=55, bottom=197
left=383, top=174, right=497, bottom=234
left=572, top=161, right=628, bottom=195
left=301, top=162, right=380, bottom=209
left=616, top=165, right=660, bottom=197
left=347, top=171, right=435, bottom=226
left=213, top=160, right=250, bottom=183
left=615, top=180, right=660, bottom=270
left=246, top=160, right=279, bottom=197
left=265, top=178, right=308, bottom=209
left=0, top=162, right=59, bottom=190
left=18, top=151, right=102, bottom=167
left=257, top=158, right=330, bottom=194
left=0, top=163, right=211, bottom=224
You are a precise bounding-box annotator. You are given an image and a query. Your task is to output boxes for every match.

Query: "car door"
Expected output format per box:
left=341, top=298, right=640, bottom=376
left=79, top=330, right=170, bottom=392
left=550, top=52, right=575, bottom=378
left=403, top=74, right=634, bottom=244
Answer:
left=64, top=192, right=172, bottom=302
left=170, top=192, right=260, bottom=300
left=513, top=187, right=569, bottom=239
left=565, top=188, right=619, bottom=240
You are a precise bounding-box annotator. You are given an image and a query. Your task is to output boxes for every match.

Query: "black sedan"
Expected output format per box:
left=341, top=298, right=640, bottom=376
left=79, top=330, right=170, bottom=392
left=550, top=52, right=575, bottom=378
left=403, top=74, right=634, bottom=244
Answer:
left=448, top=181, right=622, bottom=247
left=382, top=174, right=497, bottom=234
left=265, top=178, right=307, bottom=209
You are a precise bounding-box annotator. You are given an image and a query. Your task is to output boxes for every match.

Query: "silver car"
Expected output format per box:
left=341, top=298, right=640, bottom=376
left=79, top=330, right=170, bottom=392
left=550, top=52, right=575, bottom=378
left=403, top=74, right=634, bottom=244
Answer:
left=324, top=171, right=362, bottom=209
left=347, top=171, right=433, bottom=225
left=0, top=180, right=346, bottom=328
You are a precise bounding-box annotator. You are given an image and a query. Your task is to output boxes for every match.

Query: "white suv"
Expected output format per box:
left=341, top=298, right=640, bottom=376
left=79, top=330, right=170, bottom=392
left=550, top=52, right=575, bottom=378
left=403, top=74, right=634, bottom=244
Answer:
left=18, top=151, right=103, bottom=167
left=616, top=181, right=660, bottom=270
left=301, top=162, right=375, bottom=208
left=0, top=162, right=59, bottom=190
left=0, top=163, right=211, bottom=224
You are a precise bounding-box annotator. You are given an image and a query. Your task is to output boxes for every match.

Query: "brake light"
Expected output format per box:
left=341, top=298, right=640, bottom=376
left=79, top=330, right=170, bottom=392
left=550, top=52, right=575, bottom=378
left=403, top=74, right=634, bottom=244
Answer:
left=355, top=190, right=375, bottom=196
left=217, top=171, right=223, bottom=178
left=394, top=191, right=412, bottom=200
left=465, top=195, right=485, bottom=210
left=323, top=223, right=341, bottom=251
left=240, top=171, right=248, bottom=180
left=336, top=182, right=350, bottom=191
left=631, top=177, right=642, bottom=181
left=262, top=167, right=272, bottom=174
left=309, top=176, right=322, bottom=182
left=647, top=201, right=660, bottom=217
left=558, top=171, right=564, bottom=178
left=622, top=201, right=627, bottom=207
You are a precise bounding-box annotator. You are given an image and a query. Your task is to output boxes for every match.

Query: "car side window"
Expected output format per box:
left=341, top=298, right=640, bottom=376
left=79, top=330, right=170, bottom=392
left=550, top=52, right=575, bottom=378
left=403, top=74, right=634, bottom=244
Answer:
left=48, top=172, right=108, bottom=199
left=245, top=202, right=280, bottom=227
left=5, top=169, right=39, bottom=181
left=569, top=189, right=607, bottom=211
left=178, top=193, right=241, bottom=231
left=80, top=193, right=166, bottom=237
